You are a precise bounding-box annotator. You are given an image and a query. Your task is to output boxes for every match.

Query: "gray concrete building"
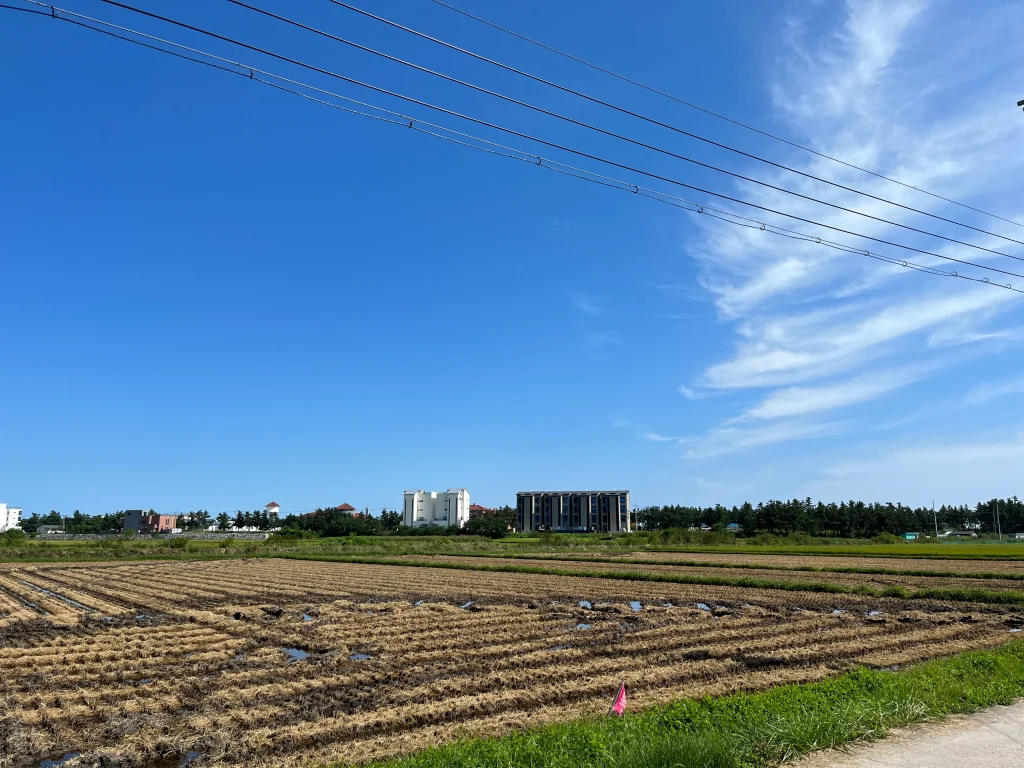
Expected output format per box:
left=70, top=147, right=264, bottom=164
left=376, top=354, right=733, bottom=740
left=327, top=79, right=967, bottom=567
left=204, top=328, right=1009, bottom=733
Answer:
left=516, top=491, right=631, bottom=533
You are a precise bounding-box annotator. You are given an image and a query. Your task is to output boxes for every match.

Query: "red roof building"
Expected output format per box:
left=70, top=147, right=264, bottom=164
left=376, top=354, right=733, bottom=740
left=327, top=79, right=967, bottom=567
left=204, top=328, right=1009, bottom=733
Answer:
left=336, top=503, right=356, bottom=512
left=469, top=503, right=493, bottom=518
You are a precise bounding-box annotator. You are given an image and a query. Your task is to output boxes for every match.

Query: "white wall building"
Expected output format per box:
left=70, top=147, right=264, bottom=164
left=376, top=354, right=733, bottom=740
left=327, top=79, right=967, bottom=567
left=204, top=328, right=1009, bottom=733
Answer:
left=403, top=489, right=471, bottom=528
left=0, top=504, right=23, bottom=533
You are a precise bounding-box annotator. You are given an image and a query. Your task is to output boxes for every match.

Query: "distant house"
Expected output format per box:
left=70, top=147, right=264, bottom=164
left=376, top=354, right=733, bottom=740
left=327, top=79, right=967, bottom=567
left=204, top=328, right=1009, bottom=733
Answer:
left=469, top=504, right=493, bottom=519
left=123, top=510, right=177, bottom=534
left=903, top=532, right=922, bottom=540
left=939, top=530, right=978, bottom=539
left=37, top=525, right=63, bottom=535
left=265, top=501, right=281, bottom=516
left=727, top=523, right=742, bottom=532
left=1015, top=532, right=1024, bottom=541
left=336, top=503, right=356, bottom=513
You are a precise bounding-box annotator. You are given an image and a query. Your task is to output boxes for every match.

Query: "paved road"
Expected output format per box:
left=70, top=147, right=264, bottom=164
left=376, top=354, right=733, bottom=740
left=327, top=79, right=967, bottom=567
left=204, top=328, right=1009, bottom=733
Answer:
left=796, top=701, right=1024, bottom=768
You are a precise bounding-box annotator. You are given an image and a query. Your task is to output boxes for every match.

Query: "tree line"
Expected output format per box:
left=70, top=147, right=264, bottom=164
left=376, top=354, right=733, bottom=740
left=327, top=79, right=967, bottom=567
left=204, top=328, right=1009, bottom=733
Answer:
left=278, top=506, right=516, bottom=538
left=16, top=499, right=1020, bottom=539
left=17, top=508, right=284, bottom=534
left=636, top=498, right=1024, bottom=538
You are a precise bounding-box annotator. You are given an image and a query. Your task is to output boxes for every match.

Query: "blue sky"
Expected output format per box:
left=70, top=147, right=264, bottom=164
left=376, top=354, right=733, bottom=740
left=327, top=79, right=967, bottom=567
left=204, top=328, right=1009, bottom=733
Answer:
left=2, top=0, right=1023, bottom=516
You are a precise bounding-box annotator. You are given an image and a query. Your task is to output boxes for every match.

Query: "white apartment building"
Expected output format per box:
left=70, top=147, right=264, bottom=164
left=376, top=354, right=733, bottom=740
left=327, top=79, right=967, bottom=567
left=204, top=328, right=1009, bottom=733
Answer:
left=0, top=503, right=23, bottom=533
left=403, top=489, right=471, bottom=528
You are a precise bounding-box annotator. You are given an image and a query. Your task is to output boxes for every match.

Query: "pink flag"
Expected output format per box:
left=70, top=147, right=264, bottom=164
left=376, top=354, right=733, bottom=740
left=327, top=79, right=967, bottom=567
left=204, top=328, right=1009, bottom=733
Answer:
left=608, top=683, right=627, bottom=716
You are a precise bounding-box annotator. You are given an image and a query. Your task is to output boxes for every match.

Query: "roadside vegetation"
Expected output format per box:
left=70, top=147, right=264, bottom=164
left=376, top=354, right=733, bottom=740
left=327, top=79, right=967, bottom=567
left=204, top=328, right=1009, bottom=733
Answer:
left=368, top=639, right=1024, bottom=768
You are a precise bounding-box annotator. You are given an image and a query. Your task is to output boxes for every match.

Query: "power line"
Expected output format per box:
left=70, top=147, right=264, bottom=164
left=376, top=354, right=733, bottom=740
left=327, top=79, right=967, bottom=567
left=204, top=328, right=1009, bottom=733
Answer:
left=63, top=0, right=1024, bottom=282
left=430, top=0, right=1024, bottom=232
left=316, top=0, right=1024, bottom=253
left=217, top=0, right=1024, bottom=266
left=9, top=1, right=1024, bottom=294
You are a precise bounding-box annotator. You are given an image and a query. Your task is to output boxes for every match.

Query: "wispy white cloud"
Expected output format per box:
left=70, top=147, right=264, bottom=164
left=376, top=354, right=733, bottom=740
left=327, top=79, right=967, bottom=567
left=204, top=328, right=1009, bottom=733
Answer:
left=571, top=293, right=602, bottom=316
left=647, top=0, right=1024, bottom=474
left=965, top=375, right=1024, bottom=406
left=745, top=363, right=936, bottom=419
left=683, top=420, right=845, bottom=460
left=801, top=432, right=1024, bottom=503
left=644, top=432, right=686, bottom=443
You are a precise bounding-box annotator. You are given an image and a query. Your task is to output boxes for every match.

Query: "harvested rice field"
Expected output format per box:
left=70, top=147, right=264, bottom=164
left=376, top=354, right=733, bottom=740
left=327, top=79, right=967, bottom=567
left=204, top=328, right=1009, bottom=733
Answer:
left=2, top=558, right=1022, bottom=768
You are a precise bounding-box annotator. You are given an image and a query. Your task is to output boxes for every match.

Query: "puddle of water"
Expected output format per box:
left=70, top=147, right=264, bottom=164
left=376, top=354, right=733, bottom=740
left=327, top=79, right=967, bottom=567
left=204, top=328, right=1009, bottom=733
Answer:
left=575, top=623, right=592, bottom=630
left=350, top=653, right=372, bottom=660
left=414, top=600, right=424, bottom=606
left=282, top=647, right=309, bottom=663
left=579, top=600, right=592, bottom=610
left=832, top=609, right=846, bottom=616
left=629, top=601, right=643, bottom=612
left=136, top=614, right=151, bottom=620
left=867, top=611, right=883, bottom=617
left=1010, top=628, right=1022, bottom=633
left=17, top=580, right=94, bottom=612
left=548, top=645, right=570, bottom=651
left=139, top=678, right=153, bottom=685
left=662, top=602, right=673, bottom=608
left=39, top=753, right=81, bottom=768
left=460, top=601, right=474, bottom=609
left=302, top=613, right=314, bottom=622
left=696, top=603, right=711, bottom=612
left=179, top=753, right=201, bottom=767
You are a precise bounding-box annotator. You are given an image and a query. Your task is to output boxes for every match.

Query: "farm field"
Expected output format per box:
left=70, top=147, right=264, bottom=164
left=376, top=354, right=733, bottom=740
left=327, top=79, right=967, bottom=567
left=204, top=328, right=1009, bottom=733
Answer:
left=1, top=558, right=1022, bottom=768
left=393, top=554, right=1024, bottom=593
left=517, top=550, right=1024, bottom=575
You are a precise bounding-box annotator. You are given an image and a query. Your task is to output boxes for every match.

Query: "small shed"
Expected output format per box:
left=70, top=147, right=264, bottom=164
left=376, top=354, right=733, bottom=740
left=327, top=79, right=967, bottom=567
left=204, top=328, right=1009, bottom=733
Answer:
left=903, top=532, right=921, bottom=540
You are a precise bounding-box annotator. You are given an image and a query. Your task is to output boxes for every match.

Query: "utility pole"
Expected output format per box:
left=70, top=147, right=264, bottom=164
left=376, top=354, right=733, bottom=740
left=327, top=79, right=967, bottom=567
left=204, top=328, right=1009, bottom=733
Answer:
left=996, top=498, right=1003, bottom=541
left=932, top=501, right=939, bottom=538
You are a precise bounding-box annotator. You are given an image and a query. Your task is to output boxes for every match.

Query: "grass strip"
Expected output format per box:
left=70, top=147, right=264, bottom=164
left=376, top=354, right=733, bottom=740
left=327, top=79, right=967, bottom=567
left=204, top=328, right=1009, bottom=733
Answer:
left=280, top=554, right=1024, bottom=607
left=635, top=545, right=1024, bottom=561
left=405, top=551, right=1024, bottom=583
left=363, top=639, right=1024, bottom=768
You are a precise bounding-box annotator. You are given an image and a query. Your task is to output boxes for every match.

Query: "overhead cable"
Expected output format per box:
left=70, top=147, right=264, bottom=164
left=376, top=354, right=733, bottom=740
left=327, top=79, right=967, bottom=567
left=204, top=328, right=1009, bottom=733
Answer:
left=214, top=0, right=1024, bottom=266
left=317, top=0, right=1024, bottom=251
left=9, top=0, right=1024, bottom=293
left=430, top=0, right=1024, bottom=231
left=64, top=0, right=1024, bottom=280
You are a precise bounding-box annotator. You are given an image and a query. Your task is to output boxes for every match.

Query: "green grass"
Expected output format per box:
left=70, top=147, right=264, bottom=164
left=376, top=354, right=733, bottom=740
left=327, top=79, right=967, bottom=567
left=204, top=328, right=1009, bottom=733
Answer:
left=364, top=639, right=1024, bottom=768
left=3, top=532, right=1022, bottom=565
left=280, top=553, right=1024, bottom=607
left=412, top=551, right=1024, bottom=582
left=637, top=543, right=1024, bottom=561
